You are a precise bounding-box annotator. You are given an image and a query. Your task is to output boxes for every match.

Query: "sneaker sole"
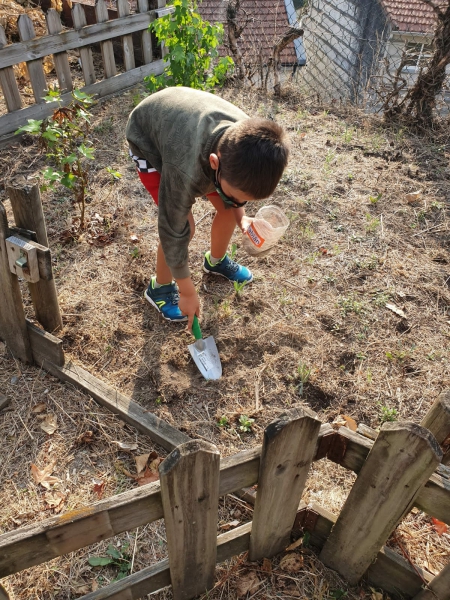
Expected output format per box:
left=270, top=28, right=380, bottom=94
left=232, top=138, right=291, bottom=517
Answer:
left=203, top=265, right=253, bottom=284
left=143, top=290, right=188, bottom=322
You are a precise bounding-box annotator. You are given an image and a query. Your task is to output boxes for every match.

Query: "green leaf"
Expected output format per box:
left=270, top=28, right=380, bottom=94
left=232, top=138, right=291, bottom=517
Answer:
left=42, top=130, right=60, bottom=142
left=43, top=167, right=63, bottom=182
left=88, top=556, right=113, bottom=566
left=15, top=120, right=43, bottom=135
left=61, top=173, right=76, bottom=188
left=106, top=545, right=122, bottom=559
left=79, top=144, right=95, bottom=159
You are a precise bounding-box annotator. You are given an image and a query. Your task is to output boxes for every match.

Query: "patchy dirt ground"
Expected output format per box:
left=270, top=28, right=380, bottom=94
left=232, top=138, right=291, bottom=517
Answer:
left=1, top=82, right=450, bottom=598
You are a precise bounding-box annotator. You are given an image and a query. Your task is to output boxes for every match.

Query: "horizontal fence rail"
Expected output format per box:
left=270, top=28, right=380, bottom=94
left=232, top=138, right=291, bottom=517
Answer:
left=0, top=0, right=170, bottom=140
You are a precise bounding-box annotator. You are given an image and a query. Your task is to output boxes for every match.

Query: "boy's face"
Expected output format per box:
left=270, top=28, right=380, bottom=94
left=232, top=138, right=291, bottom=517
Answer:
left=209, top=153, right=255, bottom=207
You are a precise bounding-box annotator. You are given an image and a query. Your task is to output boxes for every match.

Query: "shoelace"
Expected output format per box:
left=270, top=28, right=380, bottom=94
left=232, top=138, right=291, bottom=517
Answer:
left=223, top=257, right=239, bottom=273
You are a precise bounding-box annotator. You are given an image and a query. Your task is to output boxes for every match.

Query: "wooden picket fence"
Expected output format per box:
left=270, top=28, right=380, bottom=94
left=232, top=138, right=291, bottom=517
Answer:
left=0, top=0, right=169, bottom=145
left=0, top=184, right=450, bottom=599
left=0, top=405, right=449, bottom=599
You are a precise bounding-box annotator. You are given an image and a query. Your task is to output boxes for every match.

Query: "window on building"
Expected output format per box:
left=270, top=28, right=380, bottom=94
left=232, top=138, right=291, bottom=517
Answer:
left=402, top=42, right=433, bottom=71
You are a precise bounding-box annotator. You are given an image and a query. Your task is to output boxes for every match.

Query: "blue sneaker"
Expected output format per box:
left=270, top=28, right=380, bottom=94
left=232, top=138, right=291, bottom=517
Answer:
left=144, top=276, right=187, bottom=321
left=203, top=252, right=253, bottom=284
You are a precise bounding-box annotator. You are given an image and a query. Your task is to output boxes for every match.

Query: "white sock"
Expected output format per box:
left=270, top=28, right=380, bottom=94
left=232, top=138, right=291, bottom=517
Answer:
left=154, top=279, right=172, bottom=288
left=209, top=254, right=222, bottom=265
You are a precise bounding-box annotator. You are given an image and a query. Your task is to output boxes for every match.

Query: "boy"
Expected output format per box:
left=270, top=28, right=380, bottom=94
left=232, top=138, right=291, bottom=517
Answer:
left=126, top=87, right=289, bottom=331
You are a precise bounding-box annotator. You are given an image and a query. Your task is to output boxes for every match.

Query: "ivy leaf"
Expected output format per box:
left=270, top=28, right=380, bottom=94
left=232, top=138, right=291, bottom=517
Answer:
left=79, top=144, right=95, bottom=159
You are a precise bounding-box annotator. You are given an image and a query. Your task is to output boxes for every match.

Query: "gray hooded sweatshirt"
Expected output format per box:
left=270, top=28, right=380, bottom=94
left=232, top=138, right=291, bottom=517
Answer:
left=126, top=87, right=248, bottom=280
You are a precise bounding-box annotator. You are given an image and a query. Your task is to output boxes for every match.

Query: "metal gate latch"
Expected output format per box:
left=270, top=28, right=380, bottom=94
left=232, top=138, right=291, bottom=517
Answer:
left=6, top=235, right=40, bottom=283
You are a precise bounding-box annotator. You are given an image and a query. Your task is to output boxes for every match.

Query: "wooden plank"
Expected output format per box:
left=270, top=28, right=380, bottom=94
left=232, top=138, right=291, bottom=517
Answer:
left=160, top=441, right=220, bottom=600
left=138, top=0, right=153, bottom=64
left=42, top=359, right=190, bottom=450
left=45, top=9, right=73, bottom=92
left=26, top=319, right=64, bottom=367
left=95, top=0, right=117, bottom=79
left=320, top=422, right=442, bottom=585
left=0, top=12, right=156, bottom=69
left=72, top=3, right=96, bottom=86
left=249, top=407, right=321, bottom=560
left=413, top=562, right=450, bottom=600
left=117, top=0, right=135, bottom=72
left=421, top=390, right=450, bottom=465
left=0, top=26, right=22, bottom=112
left=77, top=522, right=252, bottom=600
left=17, top=15, right=47, bottom=104
left=6, top=179, right=62, bottom=333
left=0, top=60, right=164, bottom=138
left=0, top=394, right=11, bottom=411
left=0, top=202, right=32, bottom=363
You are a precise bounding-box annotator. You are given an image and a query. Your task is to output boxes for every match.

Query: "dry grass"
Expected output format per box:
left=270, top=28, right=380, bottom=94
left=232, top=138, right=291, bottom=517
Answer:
left=1, top=81, right=450, bottom=598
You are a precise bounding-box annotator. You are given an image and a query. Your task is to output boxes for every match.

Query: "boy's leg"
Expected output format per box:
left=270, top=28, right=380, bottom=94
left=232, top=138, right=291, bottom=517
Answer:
left=156, top=211, right=195, bottom=283
left=207, top=193, right=237, bottom=258
left=204, top=193, right=252, bottom=284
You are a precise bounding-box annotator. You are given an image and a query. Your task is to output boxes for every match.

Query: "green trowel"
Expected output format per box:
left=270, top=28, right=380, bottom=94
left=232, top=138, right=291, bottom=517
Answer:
left=188, top=316, right=222, bottom=380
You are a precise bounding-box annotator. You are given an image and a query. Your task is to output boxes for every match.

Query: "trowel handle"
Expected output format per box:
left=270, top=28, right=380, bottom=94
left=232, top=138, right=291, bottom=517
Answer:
left=192, top=315, right=202, bottom=340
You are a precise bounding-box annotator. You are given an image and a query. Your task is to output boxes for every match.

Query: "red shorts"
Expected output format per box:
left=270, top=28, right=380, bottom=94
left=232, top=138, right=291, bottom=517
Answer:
left=138, top=170, right=221, bottom=206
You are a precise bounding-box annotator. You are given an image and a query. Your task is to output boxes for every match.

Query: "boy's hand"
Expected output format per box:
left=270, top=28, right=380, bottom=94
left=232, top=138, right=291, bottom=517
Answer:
left=239, top=215, right=254, bottom=234
left=176, top=277, right=200, bottom=332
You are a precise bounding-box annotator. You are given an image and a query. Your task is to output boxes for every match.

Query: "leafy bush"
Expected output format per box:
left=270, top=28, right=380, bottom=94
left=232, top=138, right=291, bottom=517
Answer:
left=16, top=88, right=96, bottom=229
left=145, top=0, right=234, bottom=92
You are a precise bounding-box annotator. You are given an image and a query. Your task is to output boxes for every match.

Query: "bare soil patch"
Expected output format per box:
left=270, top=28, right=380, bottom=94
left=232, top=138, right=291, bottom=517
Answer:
left=1, top=83, right=449, bottom=598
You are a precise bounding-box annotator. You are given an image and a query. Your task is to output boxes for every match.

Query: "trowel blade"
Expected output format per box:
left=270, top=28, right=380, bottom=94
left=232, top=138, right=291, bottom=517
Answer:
left=188, top=335, right=222, bottom=380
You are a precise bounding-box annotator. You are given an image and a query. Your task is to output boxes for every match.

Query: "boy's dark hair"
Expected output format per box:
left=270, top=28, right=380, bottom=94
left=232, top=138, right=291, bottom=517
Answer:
left=217, top=118, right=289, bottom=199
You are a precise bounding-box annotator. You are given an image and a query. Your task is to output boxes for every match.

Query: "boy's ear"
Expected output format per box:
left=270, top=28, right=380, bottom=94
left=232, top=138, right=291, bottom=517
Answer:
left=209, top=153, right=220, bottom=170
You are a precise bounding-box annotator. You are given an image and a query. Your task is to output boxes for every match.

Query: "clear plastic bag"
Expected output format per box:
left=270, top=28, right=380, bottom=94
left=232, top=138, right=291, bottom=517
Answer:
left=242, top=205, right=289, bottom=256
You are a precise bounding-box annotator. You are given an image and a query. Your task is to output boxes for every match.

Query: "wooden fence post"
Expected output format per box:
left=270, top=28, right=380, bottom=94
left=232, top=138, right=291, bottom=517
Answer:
left=95, top=0, right=117, bottom=79
left=159, top=440, right=220, bottom=600
left=17, top=15, right=47, bottom=104
left=46, top=9, right=73, bottom=93
left=421, top=390, right=450, bottom=465
left=413, top=562, right=450, bottom=600
left=117, top=0, right=136, bottom=72
left=320, top=422, right=442, bottom=585
left=72, top=4, right=96, bottom=87
left=249, top=407, right=321, bottom=561
left=0, top=26, right=22, bottom=113
left=6, top=178, right=63, bottom=333
left=0, top=202, right=32, bottom=363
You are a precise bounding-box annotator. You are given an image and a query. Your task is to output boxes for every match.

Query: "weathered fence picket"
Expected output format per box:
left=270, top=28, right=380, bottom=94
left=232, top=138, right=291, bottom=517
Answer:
left=72, top=3, right=97, bottom=86
left=138, top=0, right=153, bottom=64
left=421, top=390, right=450, bottom=465
left=0, top=27, right=22, bottom=113
left=159, top=441, right=220, bottom=600
left=46, top=9, right=73, bottom=93
left=0, top=202, right=32, bottom=363
left=413, top=561, right=450, bottom=600
left=320, top=422, right=442, bottom=584
left=6, top=178, right=63, bottom=333
left=95, top=0, right=117, bottom=79
left=249, top=406, right=321, bottom=560
left=117, top=0, right=136, bottom=72
left=17, top=14, right=47, bottom=104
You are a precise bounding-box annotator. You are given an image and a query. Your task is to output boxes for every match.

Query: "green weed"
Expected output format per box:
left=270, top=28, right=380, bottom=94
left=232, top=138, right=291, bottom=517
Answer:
left=338, top=295, right=364, bottom=316
left=239, top=415, right=254, bottom=433
left=88, top=544, right=131, bottom=582
left=217, top=416, right=229, bottom=428
left=378, top=404, right=398, bottom=423
left=365, top=214, right=380, bottom=233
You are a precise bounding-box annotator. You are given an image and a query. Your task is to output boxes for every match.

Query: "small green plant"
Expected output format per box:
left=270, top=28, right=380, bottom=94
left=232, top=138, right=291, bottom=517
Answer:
left=106, top=166, right=122, bottom=182
left=365, top=213, right=380, bottom=233
left=338, top=295, right=364, bottom=316
left=130, top=247, right=140, bottom=259
left=88, top=544, right=131, bottom=582
left=238, top=414, right=254, bottom=433
left=233, top=280, right=246, bottom=297
left=306, top=251, right=319, bottom=265
left=369, top=192, right=382, bottom=204
left=294, top=362, right=311, bottom=396
left=347, top=172, right=354, bottom=182
left=324, top=275, right=335, bottom=284
left=155, top=397, right=163, bottom=406
left=378, top=404, right=398, bottom=423
left=342, top=126, right=354, bottom=144
left=217, top=416, right=229, bottom=428
left=299, top=224, right=315, bottom=239
left=16, top=87, right=96, bottom=229
left=230, top=242, right=238, bottom=260
left=145, top=0, right=234, bottom=92
left=372, top=291, right=391, bottom=307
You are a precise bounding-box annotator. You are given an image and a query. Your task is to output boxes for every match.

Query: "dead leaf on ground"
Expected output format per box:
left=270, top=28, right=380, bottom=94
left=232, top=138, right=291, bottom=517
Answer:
left=114, top=441, right=138, bottom=452
left=262, top=558, right=272, bottom=573
left=76, top=430, right=95, bottom=444
left=31, top=462, right=61, bottom=489
left=385, top=303, right=407, bottom=319
left=44, top=490, right=65, bottom=509
left=404, top=190, right=422, bottom=203
left=342, top=415, right=357, bottom=431
left=371, top=590, right=383, bottom=600
left=131, top=451, right=163, bottom=486
left=40, top=414, right=58, bottom=435
left=279, top=553, right=304, bottom=573
left=93, top=478, right=105, bottom=499
left=235, top=571, right=261, bottom=598
left=285, top=537, right=303, bottom=552
left=31, top=402, right=47, bottom=413
left=431, top=517, right=448, bottom=535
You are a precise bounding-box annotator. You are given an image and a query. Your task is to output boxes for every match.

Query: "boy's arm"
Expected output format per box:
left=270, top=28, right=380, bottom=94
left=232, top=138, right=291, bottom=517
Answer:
left=233, top=207, right=253, bottom=233
left=176, top=276, right=200, bottom=332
